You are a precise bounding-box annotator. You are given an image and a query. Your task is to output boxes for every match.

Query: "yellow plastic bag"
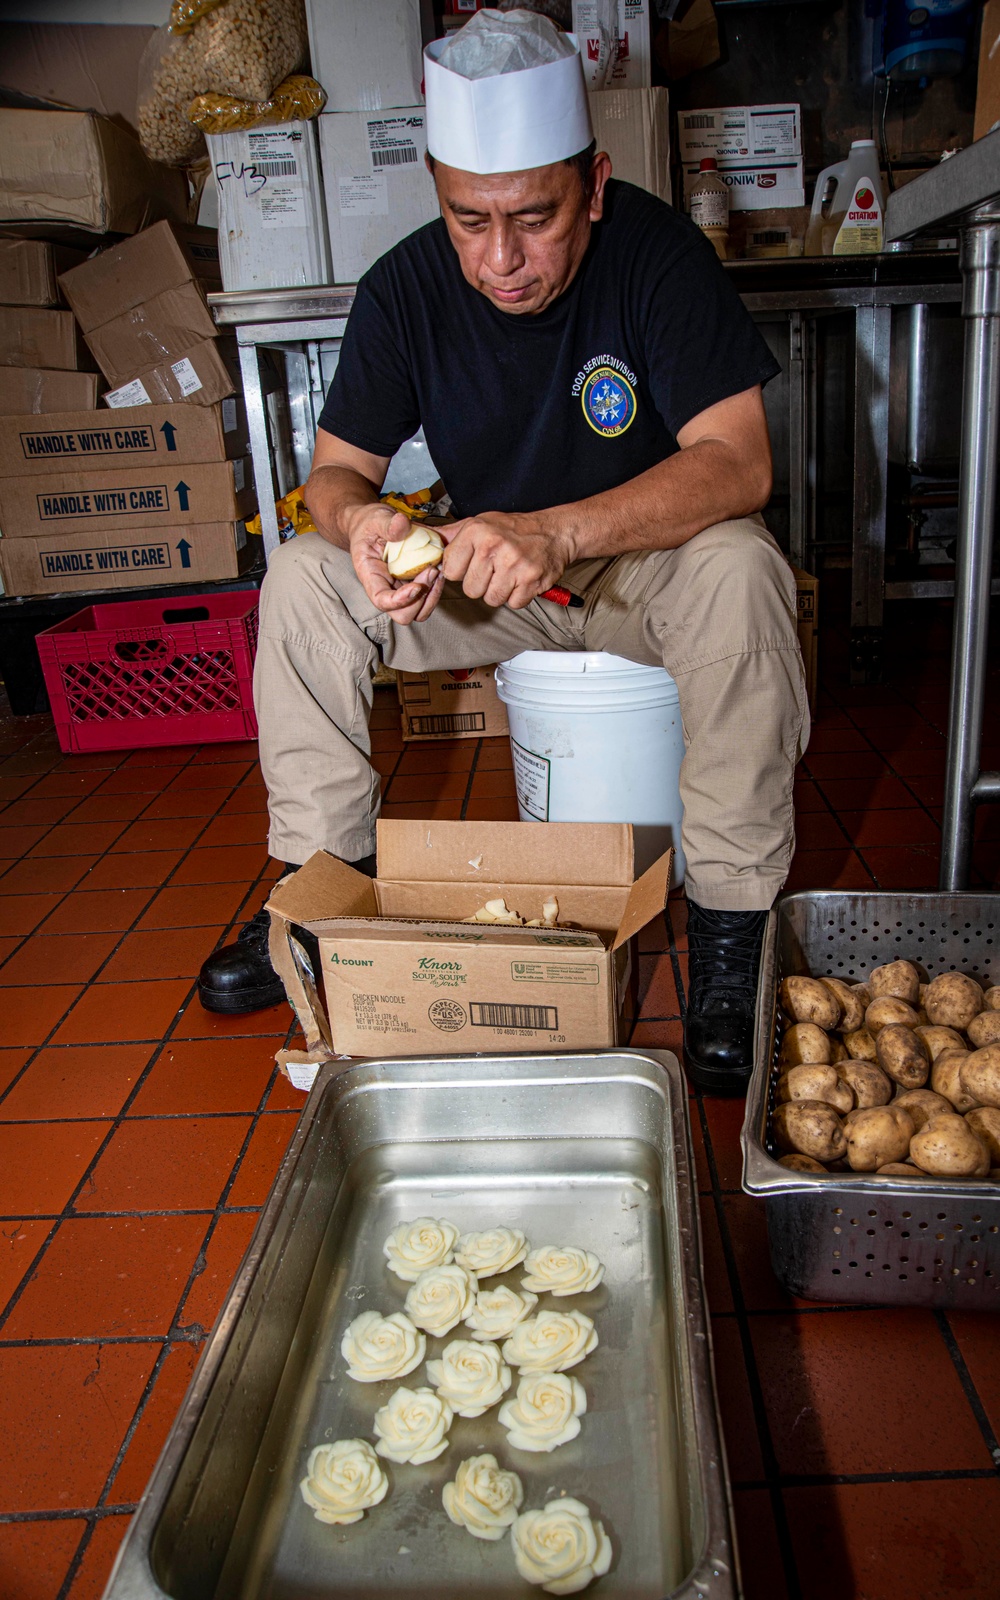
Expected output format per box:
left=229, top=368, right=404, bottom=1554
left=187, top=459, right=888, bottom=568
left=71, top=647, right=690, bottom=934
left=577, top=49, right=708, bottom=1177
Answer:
left=246, top=485, right=317, bottom=542
left=187, top=73, right=326, bottom=132
left=169, top=0, right=223, bottom=33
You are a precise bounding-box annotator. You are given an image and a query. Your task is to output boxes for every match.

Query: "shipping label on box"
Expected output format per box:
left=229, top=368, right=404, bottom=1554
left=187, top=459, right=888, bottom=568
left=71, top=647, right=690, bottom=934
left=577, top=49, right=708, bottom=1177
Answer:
left=320, top=110, right=439, bottom=283
left=573, top=0, right=651, bottom=89
left=208, top=122, right=331, bottom=292
left=397, top=667, right=509, bottom=741
left=103, top=338, right=240, bottom=410
left=0, top=369, right=100, bottom=417
left=0, top=521, right=248, bottom=596
left=83, top=282, right=219, bottom=388
left=0, top=459, right=255, bottom=535
left=0, top=401, right=248, bottom=477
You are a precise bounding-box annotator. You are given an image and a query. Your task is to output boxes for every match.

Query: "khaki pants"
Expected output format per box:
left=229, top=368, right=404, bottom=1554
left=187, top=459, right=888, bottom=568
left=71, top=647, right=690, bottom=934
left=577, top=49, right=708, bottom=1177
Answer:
left=253, top=517, right=810, bottom=910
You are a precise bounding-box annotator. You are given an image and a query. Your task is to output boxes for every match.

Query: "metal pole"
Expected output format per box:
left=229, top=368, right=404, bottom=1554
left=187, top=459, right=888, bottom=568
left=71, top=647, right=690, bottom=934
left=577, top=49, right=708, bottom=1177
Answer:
left=939, top=206, right=1000, bottom=889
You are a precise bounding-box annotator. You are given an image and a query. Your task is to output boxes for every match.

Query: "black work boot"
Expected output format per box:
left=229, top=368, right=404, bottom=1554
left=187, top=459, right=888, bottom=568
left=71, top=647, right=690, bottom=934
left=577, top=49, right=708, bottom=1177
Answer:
left=197, top=855, right=376, bottom=1015
left=683, top=902, right=769, bottom=1095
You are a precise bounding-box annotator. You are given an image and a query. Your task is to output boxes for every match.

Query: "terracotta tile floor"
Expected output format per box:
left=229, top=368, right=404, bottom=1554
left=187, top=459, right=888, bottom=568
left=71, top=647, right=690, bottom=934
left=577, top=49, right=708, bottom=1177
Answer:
left=0, top=591, right=997, bottom=1600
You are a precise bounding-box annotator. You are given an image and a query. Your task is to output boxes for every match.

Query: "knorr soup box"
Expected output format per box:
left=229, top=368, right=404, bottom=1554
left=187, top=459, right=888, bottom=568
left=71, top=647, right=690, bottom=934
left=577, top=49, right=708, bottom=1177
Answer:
left=267, top=820, right=672, bottom=1060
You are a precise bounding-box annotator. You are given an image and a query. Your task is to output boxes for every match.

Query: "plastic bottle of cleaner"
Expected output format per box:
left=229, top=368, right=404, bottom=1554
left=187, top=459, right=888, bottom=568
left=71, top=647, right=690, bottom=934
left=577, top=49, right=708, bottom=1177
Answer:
left=804, top=139, right=885, bottom=257
left=689, top=157, right=729, bottom=260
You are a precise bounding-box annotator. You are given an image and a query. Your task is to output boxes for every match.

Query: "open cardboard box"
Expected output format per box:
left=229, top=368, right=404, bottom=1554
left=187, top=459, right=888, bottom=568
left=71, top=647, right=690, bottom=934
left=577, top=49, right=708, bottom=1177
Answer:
left=267, top=819, right=672, bottom=1065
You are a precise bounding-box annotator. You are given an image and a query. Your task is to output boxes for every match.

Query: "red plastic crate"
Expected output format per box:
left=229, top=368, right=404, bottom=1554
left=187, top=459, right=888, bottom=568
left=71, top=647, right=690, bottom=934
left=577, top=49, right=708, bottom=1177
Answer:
left=35, top=592, right=259, bottom=754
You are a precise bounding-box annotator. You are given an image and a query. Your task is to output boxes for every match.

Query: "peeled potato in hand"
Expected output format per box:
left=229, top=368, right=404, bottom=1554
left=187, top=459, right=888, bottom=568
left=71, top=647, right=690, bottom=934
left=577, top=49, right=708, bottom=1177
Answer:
left=384, top=525, right=445, bottom=581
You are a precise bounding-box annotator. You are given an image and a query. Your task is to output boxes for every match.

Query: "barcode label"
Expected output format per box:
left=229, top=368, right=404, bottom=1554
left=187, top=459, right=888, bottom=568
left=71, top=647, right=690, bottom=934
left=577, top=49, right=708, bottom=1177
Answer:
left=372, top=145, right=418, bottom=167
left=252, top=158, right=298, bottom=176
left=683, top=113, right=716, bottom=129
left=751, top=229, right=790, bottom=246
left=470, top=1001, right=559, bottom=1031
left=409, top=712, right=485, bottom=735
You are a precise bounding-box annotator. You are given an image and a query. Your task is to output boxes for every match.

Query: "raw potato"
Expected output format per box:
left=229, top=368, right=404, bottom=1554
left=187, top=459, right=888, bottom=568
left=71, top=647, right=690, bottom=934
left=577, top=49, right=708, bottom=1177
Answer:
left=829, top=1038, right=848, bottom=1064
left=914, top=1024, right=966, bottom=1062
left=868, top=960, right=920, bottom=1004
left=843, top=1027, right=878, bottom=1063
left=983, top=986, right=1000, bottom=1011
left=820, top=977, right=866, bottom=1033
left=876, top=1162, right=930, bottom=1177
left=875, top=1024, right=930, bottom=1090
left=865, top=996, right=920, bottom=1035
left=922, top=971, right=983, bottom=1031
left=772, top=1101, right=847, bottom=1163
left=777, top=1064, right=854, bottom=1115
left=845, top=1104, right=915, bottom=1171
left=778, top=1023, right=831, bottom=1068
left=965, top=1106, right=1000, bottom=1164
left=384, top=526, right=445, bottom=581
left=909, top=1114, right=990, bottom=1178
left=836, top=1059, right=892, bottom=1109
left=966, top=1011, right=1000, bottom=1049
left=853, top=982, right=873, bottom=1010
left=779, top=977, right=841, bottom=1029
left=931, top=1049, right=979, bottom=1114
left=892, top=1088, right=953, bottom=1133
left=959, top=1045, right=1000, bottom=1109
left=778, top=1153, right=828, bottom=1173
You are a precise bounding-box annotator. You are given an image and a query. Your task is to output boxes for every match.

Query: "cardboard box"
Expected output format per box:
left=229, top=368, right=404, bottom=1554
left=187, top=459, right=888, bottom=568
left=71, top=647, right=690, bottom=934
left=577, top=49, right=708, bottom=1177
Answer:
left=0, top=459, right=255, bottom=536
left=791, top=564, right=818, bottom=715
left=0, top=307, right=91, bottom=371
left=975, top=0, right=1000, bottom=140
left=0, top=109, right=188, bottom=236
left=103, top=338, right=240, bottom=411
left=573, top=0, right=651, bottom=90
left=306, top=0, right=430, bottom=112
left=57, top=222, right=220, bottom=335
left=397, top=666, right=509, bottom=741
left=0, top=521, right=250, bottom=597
left=0, top=240, right=88, bottom=307
left=319, top=109, right=439, bottom=284
left=0, top=400, right=249, bottom=478
left=83, top=283, right=220, bottom=388
left=266, top=821, right=672, bottom=1059
left=678, top=104, right=805, bottom=212
left=0, top=368, right=100, bottom=416
left=207, top=121, right=332, bottom=292
left=588, top=88, right=670, bottom=203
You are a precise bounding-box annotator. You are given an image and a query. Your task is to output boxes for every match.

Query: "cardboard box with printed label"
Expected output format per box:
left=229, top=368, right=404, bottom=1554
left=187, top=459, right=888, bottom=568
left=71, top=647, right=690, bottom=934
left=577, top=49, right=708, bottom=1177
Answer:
left=206, top=121, right=331, bottom=293
left=0, top=368, right=100, bottom=417
left=0, top=521, right=252, bottom=597
left=103, top=338, right=240, bottom=411
left=266, top=821, right=672, bottom=1059
left=79, top=284, right=220, bottom=390
left=0, top=400, right=249, bottom=478
left=0, top=240, right=88, bottom=307
left=678, top=104, right=804, bottom=212
left=573, top=0, right=651, bottom=90
left=319, top=110, right=439, bottom=284
left=588, top=88, right=670, bottom=202
left=0, top=459, right=255, bottom=536
left=397, top=666, right=509, bottom=741
left=0, top=308, right=92, bottom=372
left=0, top=109, right=188, bottom=235
left=306, top=0, right=431, bottom=113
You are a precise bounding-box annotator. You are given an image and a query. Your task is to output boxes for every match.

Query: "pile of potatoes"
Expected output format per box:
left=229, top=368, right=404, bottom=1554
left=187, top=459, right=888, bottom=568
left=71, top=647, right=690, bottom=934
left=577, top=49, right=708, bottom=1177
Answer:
left=770, top=960, right=1000, bottom=1181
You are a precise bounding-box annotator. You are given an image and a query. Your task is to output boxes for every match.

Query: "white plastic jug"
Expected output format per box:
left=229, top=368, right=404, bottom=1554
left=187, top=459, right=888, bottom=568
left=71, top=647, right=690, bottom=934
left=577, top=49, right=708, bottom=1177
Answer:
left=494, top=652, right=687, bottom=883
left=804, top=139, right=885, bottom=257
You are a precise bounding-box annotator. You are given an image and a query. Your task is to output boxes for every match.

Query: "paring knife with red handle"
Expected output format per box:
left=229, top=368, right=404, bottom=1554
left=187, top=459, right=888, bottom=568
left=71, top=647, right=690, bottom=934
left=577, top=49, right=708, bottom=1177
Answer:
left=540, top=585, right=584, bottom=608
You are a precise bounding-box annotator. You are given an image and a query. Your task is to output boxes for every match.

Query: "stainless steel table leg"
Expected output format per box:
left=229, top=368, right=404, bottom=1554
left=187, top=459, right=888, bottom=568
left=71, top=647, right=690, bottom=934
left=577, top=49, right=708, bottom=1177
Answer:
left=850, top=301, right=892, bottom=683
left=788, top=309, right=807, bottom=568
left=939, top=206, right=1000, bottom=890
left=238, top=340, right=282, bottom=563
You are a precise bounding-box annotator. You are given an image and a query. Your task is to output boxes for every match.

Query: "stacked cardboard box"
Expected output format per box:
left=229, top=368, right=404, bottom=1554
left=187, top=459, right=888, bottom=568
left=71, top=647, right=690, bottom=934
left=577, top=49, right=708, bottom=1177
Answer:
left=0, top=399, right=255, bottom=596
left=0, top=239, right=100, bottom=416
left=58, top=222, right=236, bottom=408
left=677, top=104, right=805, bottom=213
left=206, top=121, right=332, bottom=292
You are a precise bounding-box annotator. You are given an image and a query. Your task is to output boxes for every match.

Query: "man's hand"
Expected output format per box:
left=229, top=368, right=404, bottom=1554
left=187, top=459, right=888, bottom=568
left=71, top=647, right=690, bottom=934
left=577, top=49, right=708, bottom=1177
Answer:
left=349, top=505, right=445, bottom=625
left=441, top=512, right=575, bottom=609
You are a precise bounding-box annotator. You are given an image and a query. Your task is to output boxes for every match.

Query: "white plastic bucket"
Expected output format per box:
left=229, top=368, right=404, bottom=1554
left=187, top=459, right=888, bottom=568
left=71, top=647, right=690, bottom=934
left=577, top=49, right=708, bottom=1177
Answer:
left=495, top=651, right=687, bottom=884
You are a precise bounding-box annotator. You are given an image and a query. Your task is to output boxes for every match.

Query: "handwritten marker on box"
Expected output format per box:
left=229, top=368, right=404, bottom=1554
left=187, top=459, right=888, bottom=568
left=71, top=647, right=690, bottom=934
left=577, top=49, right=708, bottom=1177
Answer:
left=540, top=585, right=584, bottom=608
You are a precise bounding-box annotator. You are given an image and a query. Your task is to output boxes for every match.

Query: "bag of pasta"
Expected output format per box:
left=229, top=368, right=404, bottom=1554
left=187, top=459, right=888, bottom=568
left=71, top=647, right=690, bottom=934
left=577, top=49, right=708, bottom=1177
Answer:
left=187, top=73, right=325, bottom=134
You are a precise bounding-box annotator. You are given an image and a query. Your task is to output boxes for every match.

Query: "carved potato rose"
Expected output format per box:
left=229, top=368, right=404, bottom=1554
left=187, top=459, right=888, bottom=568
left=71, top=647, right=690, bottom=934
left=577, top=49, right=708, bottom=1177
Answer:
left=383, top=1216, right=459, bottom=1282
left=404, top=1264, right=476, bottom=1336
left=465, top=1284, right=539, bottom=1341
left=521, top=1245, right=604, bottom=1297
left=442, top=1452, right=524, bottom=1541
left=426, top=1338, right=512, bottom=1418
left=373, top=1385, right=453, bottom=1465
left=454, top=1226, right=528, bottom=1280
left=498, top=1371, right=587, bottom=1453
left=299, top=1439, right=388, bottom=1526
left=340, top=1310, right=425, bottom=1383
left=502, top=1310, right=598, bottom=1374
left=510, top=1497, right=612, bottom=1594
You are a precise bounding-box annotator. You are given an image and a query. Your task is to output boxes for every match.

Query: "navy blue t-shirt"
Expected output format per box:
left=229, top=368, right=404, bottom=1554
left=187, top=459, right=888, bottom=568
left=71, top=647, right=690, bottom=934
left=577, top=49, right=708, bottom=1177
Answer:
left=319, top=179, right=779, bottom=519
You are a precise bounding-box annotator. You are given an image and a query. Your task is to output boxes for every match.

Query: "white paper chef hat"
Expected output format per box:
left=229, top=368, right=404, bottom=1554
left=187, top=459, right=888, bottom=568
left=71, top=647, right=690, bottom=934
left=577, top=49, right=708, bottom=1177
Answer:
left=425, top=9, right=593, bottom=176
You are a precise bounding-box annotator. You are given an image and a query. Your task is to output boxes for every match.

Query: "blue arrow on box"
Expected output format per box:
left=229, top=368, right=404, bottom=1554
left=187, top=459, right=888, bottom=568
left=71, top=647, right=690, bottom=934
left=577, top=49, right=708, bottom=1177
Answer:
left=175, top=480, right=190, bottom=510
left=176, top=538, right=192, bottom=568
